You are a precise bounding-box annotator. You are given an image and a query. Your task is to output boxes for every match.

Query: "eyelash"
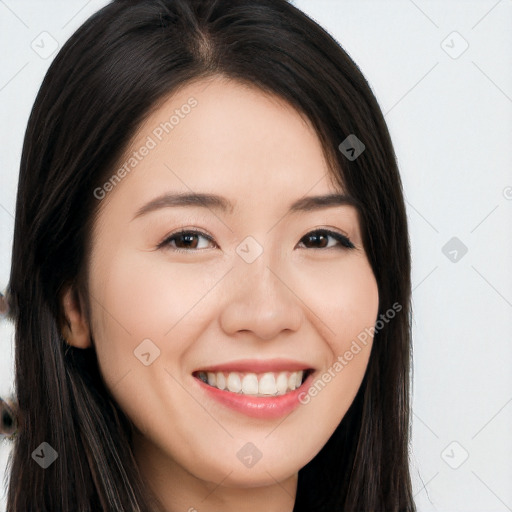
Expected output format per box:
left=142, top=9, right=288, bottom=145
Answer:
left=157, top=228, right=355, bottom=253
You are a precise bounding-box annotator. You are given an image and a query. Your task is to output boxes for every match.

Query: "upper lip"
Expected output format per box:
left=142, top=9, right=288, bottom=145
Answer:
left=193, top=358, right=314, bottom=374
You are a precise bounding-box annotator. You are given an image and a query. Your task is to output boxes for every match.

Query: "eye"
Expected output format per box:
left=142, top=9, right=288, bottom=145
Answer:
left=297, top=229, right=355, bottom=250
left=157, top=229, right=216, bottom=253
left=157, top=228, right=355, bottom=253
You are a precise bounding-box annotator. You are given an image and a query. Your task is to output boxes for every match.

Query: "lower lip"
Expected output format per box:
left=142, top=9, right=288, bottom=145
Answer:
left=193, top=371, right=315, bottom=419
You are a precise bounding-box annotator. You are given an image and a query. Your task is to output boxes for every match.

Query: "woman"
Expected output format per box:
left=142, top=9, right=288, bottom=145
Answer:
left=3, top=0, right=415, bottom=510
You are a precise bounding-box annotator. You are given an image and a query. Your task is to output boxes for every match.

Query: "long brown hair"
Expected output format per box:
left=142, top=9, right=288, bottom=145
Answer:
left=5, top=0, right=415, bottom=510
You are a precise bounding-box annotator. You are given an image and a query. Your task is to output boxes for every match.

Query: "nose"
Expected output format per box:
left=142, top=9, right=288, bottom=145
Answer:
left=219, top=252, right=303, bottom=340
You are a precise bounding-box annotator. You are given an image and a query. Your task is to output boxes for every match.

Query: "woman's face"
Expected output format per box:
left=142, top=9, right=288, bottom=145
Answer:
left=84, top=75, right=378, bottom=492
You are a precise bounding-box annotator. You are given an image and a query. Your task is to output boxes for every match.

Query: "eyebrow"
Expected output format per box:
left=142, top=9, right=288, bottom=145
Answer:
left=132, top=192, right=359, bottom=220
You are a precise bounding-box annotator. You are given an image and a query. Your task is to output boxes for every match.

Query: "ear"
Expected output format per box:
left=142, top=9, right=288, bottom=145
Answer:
left=60, top=285, right=91, bottom=349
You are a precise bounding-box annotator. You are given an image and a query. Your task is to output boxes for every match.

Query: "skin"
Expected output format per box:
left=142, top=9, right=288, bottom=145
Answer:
left=61, top=75, right=379, bottom=512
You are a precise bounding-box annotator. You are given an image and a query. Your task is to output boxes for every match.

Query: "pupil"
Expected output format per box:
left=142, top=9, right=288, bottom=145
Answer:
left=182, top=234, right=196, bottom=248
left=309, top=233, right=326, bottom=248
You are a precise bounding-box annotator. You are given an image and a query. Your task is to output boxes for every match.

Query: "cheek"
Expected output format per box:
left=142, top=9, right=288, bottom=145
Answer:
left=89, top=247, right=378, bottom=386
left=87, top=249, right=223, bottom=384
left=295, top=253, right=379, bottom=348
left=294, top=255, right=378, bottom=406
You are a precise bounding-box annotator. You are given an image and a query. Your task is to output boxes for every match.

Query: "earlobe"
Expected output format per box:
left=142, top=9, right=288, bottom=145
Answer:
left=60, top=286, right=91, bottom=349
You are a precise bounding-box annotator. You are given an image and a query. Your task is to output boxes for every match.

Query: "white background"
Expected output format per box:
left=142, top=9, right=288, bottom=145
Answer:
left=1, top=1, right=511, bottom=510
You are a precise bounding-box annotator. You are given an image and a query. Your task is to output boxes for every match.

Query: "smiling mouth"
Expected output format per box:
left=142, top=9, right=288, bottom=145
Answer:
left=192, top=369, right=314, bottom=397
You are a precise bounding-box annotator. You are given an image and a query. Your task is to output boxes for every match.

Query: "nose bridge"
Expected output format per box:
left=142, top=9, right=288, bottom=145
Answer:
left=218, top=235, right=303, bottom=338
left=236, top=237, right=285, bottom=307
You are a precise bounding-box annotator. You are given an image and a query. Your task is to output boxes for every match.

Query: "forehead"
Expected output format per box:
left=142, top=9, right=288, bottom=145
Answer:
left=100, top=75, right=344, bottom=214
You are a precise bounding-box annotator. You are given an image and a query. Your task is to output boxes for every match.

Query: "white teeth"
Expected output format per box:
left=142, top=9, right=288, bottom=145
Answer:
left=197, top=369, right=308, bottom=396
left=296, top=370, right=304, bottom=389
left=241, top=373, right=259, bottom=395
left=287, top=373, right=296, bottom=391
left=227, top=373, right=242, bottom=393
left=207, top=372, right=216, bottom=387
left=216, top=372, right=226, bottom=390
left=259, top=372, right=277, bottom=395
left=276, top=372, right=288, bottom=394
